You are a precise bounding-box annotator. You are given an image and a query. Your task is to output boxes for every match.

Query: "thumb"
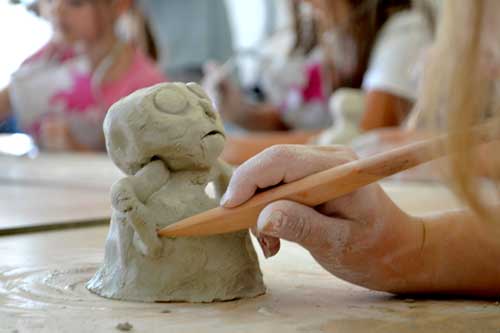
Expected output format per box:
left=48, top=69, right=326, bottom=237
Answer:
left=257, top=200, right=347, bottom=251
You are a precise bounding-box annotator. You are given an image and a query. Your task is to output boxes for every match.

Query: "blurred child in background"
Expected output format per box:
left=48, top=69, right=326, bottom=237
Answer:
left=0, top=0, right=166, bottom=151
left=214, top=0, right=433, bottom=164
left=320, top=0, right=434, bottom=131
left=210, top=0, right=329, bottom=132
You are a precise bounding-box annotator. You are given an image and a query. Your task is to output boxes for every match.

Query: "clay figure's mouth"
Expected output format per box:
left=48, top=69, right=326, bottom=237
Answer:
left=202, top=130, right=225, bottom=139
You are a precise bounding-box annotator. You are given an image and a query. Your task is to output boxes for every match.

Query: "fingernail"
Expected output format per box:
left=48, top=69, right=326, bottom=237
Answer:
left=220, top=191, right=230, bottom=206
left=261, top=211, right=285, bottom=237
left=258, top=237, right=272, bottom=259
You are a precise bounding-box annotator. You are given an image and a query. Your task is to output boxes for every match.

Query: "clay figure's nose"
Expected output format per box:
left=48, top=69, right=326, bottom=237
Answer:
left=199, top=100, right=217, bottom=123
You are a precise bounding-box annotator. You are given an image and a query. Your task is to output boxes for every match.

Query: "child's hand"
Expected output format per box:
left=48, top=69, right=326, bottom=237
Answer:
left=39, top=116, right=73, bottom=151
left=221, top=145, right=424, bottom=292
left=202, top=61, right=243, bottom=122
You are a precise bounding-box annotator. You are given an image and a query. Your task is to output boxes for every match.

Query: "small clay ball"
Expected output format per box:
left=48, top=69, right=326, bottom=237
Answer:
left=154, top=88, right=187, bottom=114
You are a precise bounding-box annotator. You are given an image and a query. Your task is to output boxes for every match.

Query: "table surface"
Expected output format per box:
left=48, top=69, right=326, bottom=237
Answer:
left=0, top=153, right=122, bottom=233
left=1, top=226, right=500, bottom=333
left=0, top=152, right=122, bottom=189
left=3, top=175, right=499, bottom=333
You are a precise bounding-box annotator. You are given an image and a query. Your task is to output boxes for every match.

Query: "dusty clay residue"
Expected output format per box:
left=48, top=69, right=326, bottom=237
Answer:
left=86, top=82, right=265, bottom=302
left=1, top=237, right=500, bottom=332
left=115, top=322, right=133, bottom=331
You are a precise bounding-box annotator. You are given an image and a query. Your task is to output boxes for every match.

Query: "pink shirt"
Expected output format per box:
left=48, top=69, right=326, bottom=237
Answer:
left=48, top=49, right=166, bottom=115
left=278, top=57, right=331, bottom=130
left=101, top=51, right=166, bottom=112
left=16, top=43, right=166, bottom=149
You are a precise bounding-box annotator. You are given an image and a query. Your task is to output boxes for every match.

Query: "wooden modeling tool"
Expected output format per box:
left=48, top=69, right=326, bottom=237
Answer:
left=158, top=125, right=496, bottom=238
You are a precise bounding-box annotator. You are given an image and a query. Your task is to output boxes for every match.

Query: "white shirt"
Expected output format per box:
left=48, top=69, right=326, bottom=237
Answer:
left=362, top=10, right=433, bottom=101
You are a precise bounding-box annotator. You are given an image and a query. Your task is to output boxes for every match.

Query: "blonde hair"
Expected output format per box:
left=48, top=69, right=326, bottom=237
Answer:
left=419, top=0, right=500, bottom=217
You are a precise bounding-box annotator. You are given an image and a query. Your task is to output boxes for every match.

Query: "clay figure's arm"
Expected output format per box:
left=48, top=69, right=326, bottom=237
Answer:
left=110, top=160, right=170, bottom=257
left=128, top=159, right=170, bottom=202
left=212, top=158, right=233, bottom=200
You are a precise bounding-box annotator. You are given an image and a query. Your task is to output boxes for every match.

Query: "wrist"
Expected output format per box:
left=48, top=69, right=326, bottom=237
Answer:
left=370, top=212, right=428, bottom=293
left=378, top=209, right=500, bottom=295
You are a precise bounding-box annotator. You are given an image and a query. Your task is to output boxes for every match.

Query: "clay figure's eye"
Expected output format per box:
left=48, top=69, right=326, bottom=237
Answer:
left=187, top=82, right=210, bottom=100
left=154, top=88, right=188, bottom=114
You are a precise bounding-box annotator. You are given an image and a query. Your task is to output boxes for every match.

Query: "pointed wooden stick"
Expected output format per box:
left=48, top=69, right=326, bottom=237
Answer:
left=158, top=124, right=497, bottom=238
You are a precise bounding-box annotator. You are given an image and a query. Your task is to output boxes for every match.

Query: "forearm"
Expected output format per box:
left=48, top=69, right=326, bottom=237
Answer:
left=360, top=91, right=413, bottom=131
left=129, top=160, right=169, bottom=202
left=384, top=208, right=500, bottom=295
left=0, top=87, right=12, bottom=122
left=64, top=137, right=100, bottom=152
left=233, top=103, right=288, bottom=131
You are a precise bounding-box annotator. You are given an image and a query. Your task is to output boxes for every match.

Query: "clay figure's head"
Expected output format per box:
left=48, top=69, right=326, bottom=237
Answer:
left=104, top=82, right=226, bottom=175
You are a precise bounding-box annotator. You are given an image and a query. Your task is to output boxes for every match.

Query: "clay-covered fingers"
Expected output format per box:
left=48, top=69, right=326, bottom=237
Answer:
left=256, top=200, right=350, bottom=256
left=220, top=144, right=358, bottom=208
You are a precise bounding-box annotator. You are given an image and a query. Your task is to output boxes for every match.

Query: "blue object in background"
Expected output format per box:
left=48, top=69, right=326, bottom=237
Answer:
left=140, top=0, right=234, bottom=82
left=0, top=115, right=19, bottom=133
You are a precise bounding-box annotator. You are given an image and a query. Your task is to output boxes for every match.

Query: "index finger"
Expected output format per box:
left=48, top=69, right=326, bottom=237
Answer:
left=220, top=145, right=354, bottom=208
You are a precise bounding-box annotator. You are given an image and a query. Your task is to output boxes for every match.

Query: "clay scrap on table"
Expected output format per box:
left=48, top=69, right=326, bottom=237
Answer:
left=87, top=82, right=265, bottom=302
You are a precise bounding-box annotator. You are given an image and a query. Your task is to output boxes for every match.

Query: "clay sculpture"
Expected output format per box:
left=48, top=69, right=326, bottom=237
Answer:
left=87, top=82, right=265, bottom=302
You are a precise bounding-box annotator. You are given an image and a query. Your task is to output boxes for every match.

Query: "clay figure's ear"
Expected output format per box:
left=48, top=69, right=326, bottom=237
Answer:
left=104, top=109, right=142, bottom=175
left=108, top=121, right=128, bottom=162
left=104, top=91, right=153, bottom=175
left=186, top=82, right=210, bottom=100
left=154, top=87, right=188, bottom=114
